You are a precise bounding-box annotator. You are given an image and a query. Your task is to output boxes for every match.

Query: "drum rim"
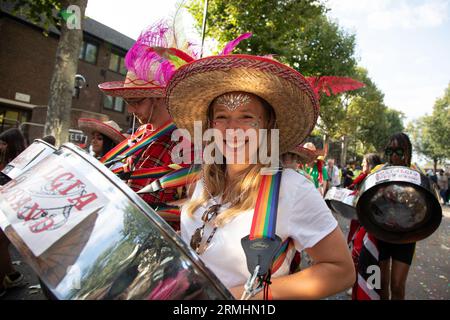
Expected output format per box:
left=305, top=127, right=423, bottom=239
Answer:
left=357, top=165, right=429, bottom=196
left=327, top=199, right=357, bottom=219
left=59, top=143, right=234, bottom=299
left=33, top=138, right=58, bottom=150
left=356, top=180, right=442, bottom=244
left=1, top=139, right=57, bottom=177
left=325, top=187, right=357, bottom=219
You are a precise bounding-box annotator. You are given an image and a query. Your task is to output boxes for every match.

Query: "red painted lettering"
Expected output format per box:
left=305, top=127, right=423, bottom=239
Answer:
left=51, top=173, right=75, bottom=191
left=10, top=196, right=32, bottom=212
left=68, top=193, right=98, bottom=210
left=59, top=180, right=83, bottom=195
left=29, top=216, right=54, bottom=233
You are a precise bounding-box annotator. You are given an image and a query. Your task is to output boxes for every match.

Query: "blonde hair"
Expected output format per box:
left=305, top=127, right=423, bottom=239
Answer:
left=184, top=92, right=276, bottom=227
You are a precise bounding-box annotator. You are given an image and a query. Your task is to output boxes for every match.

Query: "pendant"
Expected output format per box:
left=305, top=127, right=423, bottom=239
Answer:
left=190, top=225, right=204, bottom=252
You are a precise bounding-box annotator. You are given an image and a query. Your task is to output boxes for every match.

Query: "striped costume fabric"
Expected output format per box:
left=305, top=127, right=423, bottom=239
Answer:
left=351, top=227, right=380, bottom=300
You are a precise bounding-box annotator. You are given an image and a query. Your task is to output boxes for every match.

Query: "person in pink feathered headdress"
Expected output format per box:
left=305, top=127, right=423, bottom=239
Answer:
left=97, top=20, right=198, bottom=230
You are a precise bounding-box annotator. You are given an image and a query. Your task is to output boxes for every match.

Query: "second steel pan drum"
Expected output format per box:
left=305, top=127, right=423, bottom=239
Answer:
left=0, top=139, right=57, bottom=186
left=324, top=187, right=357, bottom=219
left=0, top=143, right=233, bottom=300
left=356, top=166, right=442, bottom=244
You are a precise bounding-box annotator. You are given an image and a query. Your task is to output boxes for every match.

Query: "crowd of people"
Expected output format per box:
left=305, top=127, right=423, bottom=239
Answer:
left=0, top=21, right=445, bottom=301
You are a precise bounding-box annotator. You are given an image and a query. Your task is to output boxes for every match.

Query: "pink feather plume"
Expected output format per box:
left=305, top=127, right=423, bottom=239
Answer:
left=124, top=20, right=195, bottom=86
left=219, top=32, right=252, bottom=56
left=306, top=76, right=365, bottom=98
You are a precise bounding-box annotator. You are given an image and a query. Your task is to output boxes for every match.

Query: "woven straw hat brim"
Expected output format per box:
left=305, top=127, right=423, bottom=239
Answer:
left=78, top=118, right=126, bottom=144
left=166, top=55, right=319, bottom=154
left=286, top=147, right=318, bottom=164
left=98, top=81, right=165, bottom=98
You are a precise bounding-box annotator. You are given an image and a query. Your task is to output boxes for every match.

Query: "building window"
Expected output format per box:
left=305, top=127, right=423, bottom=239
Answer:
left=103, top=95, right=124, bottom=113
left=109, top=52, right=127, bottom=75
left=79, top=41, right=98, bottom=64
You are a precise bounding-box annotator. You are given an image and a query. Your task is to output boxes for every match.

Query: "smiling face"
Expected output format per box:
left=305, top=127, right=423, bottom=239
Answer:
left=209, top=92, right=271, bottom=164
left=91, top=132, right=104, bottom=156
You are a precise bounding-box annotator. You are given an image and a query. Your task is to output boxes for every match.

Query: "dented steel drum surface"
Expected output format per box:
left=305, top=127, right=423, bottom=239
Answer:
left=356, top=166, right=442, bottom=244
left=0, top=143, right=233, bottom=300
left=0, top=139, right=57, bottom=186
left=324, top=187, right=357, bottom=219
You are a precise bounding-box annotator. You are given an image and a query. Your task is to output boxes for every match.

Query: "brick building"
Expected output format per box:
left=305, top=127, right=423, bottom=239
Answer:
left=0, top=4, right=135, bottom=144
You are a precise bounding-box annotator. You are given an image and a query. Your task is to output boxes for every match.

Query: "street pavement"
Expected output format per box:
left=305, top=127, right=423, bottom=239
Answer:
left=1, top=206, right=449, bottom=300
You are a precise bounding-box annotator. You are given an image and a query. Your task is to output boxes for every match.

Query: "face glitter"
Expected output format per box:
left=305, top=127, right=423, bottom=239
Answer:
left=216, top=93, right=251, bottom=111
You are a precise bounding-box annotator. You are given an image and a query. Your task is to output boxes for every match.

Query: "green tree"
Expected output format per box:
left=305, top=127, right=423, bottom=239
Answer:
left=329, top=67, right=404, bottom=163
left=187, top=0, right=357, bottom=76
left=408, top=84, right=450, bottom=170
left=5, top=0, right=88, bottom=145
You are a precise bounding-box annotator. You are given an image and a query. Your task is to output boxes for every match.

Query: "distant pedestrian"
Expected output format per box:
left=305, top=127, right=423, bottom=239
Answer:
left=0, top=128, right=27, bottom=298
left=78, top=119, right=126, bottom=159
left=0, top=128, right=26, bottom=171
left=326, top=158, right=341, bottom=190
left=343, top=166, right=354, bottom=188
left=41, top=135, right=56, bottom=146
left=437, top=169, right=449, bottom=205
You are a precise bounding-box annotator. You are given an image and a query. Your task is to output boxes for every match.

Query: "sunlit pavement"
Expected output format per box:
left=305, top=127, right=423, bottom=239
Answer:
left=2, top=206, right=449, bottom=300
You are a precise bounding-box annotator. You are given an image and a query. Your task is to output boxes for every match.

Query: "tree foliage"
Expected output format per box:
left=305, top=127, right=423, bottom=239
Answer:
left=408, top=83, right=450, bottom=168
left=187, top=0, right=357, bottom=76
left=4, top=0, right=87, bottom=145
left=6, top=0, right=63, bottom=34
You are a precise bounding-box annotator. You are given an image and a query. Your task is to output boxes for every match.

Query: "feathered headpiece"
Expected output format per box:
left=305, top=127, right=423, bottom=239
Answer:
left=125, top=20, right=198, bottom=87
left=306, top=76, right=365, bottom=99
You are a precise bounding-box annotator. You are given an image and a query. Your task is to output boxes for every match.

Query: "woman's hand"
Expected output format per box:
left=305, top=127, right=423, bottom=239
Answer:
left=257, top=227, right=355, bottom=300
left=228, top=285, right=263, bottom=300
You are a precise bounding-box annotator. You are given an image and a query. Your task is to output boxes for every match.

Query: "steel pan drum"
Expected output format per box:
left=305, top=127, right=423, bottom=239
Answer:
left=356, top=166, right=442, bottom=244
left=0, top=139, right=57, bottom=186
left=0, top=143, right=232, bottom=300
left=324, top=187, right=357, bottom=219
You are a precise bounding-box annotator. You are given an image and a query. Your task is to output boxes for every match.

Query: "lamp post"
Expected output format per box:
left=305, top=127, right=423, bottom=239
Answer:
left=73, top=74, right=86, bottom=99
left=200, top=0, right=209, bottom=58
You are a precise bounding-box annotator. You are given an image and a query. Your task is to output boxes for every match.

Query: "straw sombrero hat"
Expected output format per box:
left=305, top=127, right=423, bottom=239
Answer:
left=78, top=118, right=126, bottom=144
left=166, top=54, right=320, bottom=153
left=285, top=145, right=318, bottom=164
left=98, top=71, right=165, bottom=98
left=302, top=142, right=328, bottom=161
left=98, top=21, right=196, bottom=99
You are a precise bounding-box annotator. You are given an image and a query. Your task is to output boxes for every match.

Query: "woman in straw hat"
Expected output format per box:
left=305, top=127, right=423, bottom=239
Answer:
left=78, top=118, right=126, bottom=159
left=163, top=44, right=355, bottom=299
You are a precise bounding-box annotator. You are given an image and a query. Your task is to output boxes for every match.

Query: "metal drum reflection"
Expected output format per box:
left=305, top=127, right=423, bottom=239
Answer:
left=0, top=139, right=57, bottom=186
left=324, top=187, right=357, bottom=219
left=0, top=143, right=233, bottom=300
left=356, top=166, right=442, bottom=244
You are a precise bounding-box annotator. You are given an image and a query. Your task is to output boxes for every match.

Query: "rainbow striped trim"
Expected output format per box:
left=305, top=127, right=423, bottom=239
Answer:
left=158, top=165, right=202, bottom=190
left=121, top=121, right=176, bottom=158
left=100, top=122, right=176, bottom=164
left=100, top=125, right=147, bottom=164
left=128, top=166, right=174, bottom=180
left=271, top=238, right=294, bottom=274
left=155, top=205, right=181, bottom=222
left=250, top=171, right=282, bottom=240
left=249, top=170, right=296, bottom=274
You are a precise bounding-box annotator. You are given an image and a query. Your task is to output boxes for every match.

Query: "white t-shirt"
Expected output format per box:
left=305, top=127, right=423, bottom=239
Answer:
left=180, top=168, right=338, bottom=289
left=327, top=165, right=341, bottom=187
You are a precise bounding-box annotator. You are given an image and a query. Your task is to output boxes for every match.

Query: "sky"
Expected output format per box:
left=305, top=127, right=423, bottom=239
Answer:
left=85, top=0, right=450, bottom=124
